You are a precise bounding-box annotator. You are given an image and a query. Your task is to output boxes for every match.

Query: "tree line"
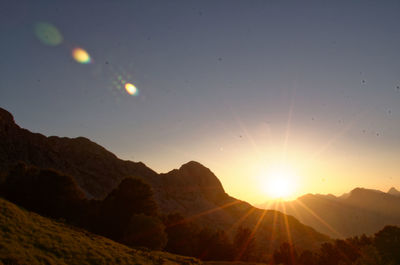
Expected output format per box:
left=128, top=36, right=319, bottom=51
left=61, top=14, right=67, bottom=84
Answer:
left=272, top=226, right=400, bottom=265
left=1, top=163, right=399, bottom=264
left=0, top=163, right=258, bottom=261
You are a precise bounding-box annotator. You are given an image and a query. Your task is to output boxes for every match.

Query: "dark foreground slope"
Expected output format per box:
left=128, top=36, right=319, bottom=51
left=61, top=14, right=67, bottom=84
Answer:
left=0, top=108, right=329, bottom=254
left=0, top=197, right=201, bottom=265
left=263, top=188, right=400, bottom=238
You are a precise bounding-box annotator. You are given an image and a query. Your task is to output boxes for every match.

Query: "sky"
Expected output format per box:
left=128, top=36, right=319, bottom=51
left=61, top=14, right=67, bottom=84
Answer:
left=1, top=0, right=400, bottom=204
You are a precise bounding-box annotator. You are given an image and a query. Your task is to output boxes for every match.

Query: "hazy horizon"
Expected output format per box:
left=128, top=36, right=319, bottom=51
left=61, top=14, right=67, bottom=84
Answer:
left=1, top=0, right=400, bottom=204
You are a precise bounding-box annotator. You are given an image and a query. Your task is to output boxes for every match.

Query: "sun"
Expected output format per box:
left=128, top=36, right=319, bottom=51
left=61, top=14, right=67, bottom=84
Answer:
left=260, top=165, right=297, bottom=200
left=268, top=177, right=292, bottom=198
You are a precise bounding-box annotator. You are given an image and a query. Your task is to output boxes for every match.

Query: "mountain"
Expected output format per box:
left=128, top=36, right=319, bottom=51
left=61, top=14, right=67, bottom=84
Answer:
left=388, top=187, right=400, bottom=196
left=0, top=108, right=157, bottom=199
left=0, top=197, right=202, bottom=265
left=0, top=107, right=329, bottom=255
left=262, top=187, right=400, bottom=238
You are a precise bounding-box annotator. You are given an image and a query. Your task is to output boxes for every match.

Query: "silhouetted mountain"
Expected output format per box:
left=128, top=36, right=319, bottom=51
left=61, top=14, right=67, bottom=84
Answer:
left=388, top=187, right=400, bottom=196
left=0, top=107, right=157, bottom=199
left=0, top=107, right=329, bottom=256
left=262, top=187, right=400, bottom=238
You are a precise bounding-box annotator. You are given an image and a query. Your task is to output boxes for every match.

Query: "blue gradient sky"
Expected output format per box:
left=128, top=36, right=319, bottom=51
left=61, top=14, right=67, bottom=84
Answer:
left=1, top=1, right=400, bottom=203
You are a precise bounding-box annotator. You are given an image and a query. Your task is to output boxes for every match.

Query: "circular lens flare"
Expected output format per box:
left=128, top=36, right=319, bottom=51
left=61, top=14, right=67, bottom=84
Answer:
left=72, top=48, right=91, bottom=64
left=34, top=22, right=63, bottom=46
left=125, top=83, right=138, bottom=95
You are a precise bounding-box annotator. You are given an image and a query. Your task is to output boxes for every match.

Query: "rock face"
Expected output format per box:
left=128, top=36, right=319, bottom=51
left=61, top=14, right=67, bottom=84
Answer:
left=263, top=187, right=400, bottom=238
left=0, top=107, right=329, bottom=252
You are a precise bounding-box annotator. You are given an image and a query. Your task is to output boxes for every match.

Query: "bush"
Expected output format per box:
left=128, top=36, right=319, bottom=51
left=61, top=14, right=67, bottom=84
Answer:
left=0, top=163, right=87, bottom=223
left=91, top=177, right=166, bottom=250
left=163, top=213, right=199, bottom=257
left=120, top=214, right=167, bottom=250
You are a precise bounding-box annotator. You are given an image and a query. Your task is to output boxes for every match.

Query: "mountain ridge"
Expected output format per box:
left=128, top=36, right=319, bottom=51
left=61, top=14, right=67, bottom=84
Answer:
left=388, top=187, right=400, bottom=196
left=0, top=107, right=329, bottom=255
left=261, top=187, right=400, bottom=238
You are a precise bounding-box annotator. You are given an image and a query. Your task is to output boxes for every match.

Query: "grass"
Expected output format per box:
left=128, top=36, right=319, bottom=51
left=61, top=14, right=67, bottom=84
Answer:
left=0, top=197, right=202, bottom=265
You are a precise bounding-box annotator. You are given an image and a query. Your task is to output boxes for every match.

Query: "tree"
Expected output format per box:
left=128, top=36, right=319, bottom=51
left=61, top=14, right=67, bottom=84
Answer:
left=273, top=242, right=298, bottom=265
left=121, top=214, right=167, bottom=250
left=318, top=242, right=340, bottom=265
left=162, top=213, right=199, bottom=257
left=0, top=163, right=87, bottom=223
left=298, top=250, right=316, bottom=265
left=334, top=239, right=360, bottom=265
left=233, top=226, right=256, bottom=261
left=94, top=177, right=159, bottom=239
left=353, top=245, right=386, bottom=265
left=91, top=177, right=167, bottom=250
left=196, top=228, right=234, bottom=261
left=374, top=225, right=400, bottom=264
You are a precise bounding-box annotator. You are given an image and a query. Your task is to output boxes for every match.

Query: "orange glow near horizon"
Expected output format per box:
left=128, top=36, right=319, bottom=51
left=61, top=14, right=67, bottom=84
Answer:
left=122, top=115, right=400, bottom=206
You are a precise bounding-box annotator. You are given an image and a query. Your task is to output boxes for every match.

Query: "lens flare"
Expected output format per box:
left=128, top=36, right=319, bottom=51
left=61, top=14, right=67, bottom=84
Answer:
left=72, top=48, right=91, bottom=64
left=34, top=22, right=63, bottom=46
left=125, top=83, right=138, bottom=95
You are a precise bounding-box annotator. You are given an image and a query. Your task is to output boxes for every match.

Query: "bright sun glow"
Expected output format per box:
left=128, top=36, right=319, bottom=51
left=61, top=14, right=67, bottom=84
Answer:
left=259, top=165, right=297, bottom=200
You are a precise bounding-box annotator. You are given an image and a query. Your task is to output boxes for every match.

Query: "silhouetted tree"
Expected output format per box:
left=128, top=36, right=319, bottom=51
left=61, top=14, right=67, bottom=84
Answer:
left=374, top=225, right=400, bottom=264
left=102, top=177, right=158, bottom=217
left=298, top=250, right=316, bottom=265
left=0, top=163, right=87, bottom=223
left=92, top=177, right=166, bottom=249
left=162, top=213, right=199, bottom=256
left=317, top=242, right=340, bottom=265
left=273, top=242, right=298, bottom=265
left=353, top=245, right=385, bottom=265
left=120, top=213, right=167, bottom=250
left=196, top=228, right=234, bottom=261
left=335, top=239, right=360, bottom=264
left=270, top=226, right=400, bottom=265
left=233, top=226, right=256, bottom=261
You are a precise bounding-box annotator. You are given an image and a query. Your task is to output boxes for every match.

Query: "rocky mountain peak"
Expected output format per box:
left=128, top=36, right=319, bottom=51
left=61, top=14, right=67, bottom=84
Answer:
left=178, top=161, right=225, bottom=193
left=0, top=108, right=16, bottom=130
left=388, top=187, right=400, bottom=196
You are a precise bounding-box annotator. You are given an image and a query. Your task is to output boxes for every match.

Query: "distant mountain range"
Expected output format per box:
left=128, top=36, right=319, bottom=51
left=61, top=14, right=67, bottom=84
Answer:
left=259, top=187, right=400, bottom=238
left=0, top=107, right=328, bottom=255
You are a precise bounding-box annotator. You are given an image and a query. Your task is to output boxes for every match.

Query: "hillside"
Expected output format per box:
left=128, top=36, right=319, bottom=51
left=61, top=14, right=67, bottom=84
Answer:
left=0, top=107, right=329, bottom=255
left=0, top=108, right=157, bottom=199
left=262, top=188, right=400, bottom=238
left=0, top=197, right=201, bottom=265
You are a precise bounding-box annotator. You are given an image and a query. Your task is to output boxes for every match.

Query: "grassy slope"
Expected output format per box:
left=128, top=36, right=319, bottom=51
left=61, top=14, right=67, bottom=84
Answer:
left=0, top=197, right=201, bottom=265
